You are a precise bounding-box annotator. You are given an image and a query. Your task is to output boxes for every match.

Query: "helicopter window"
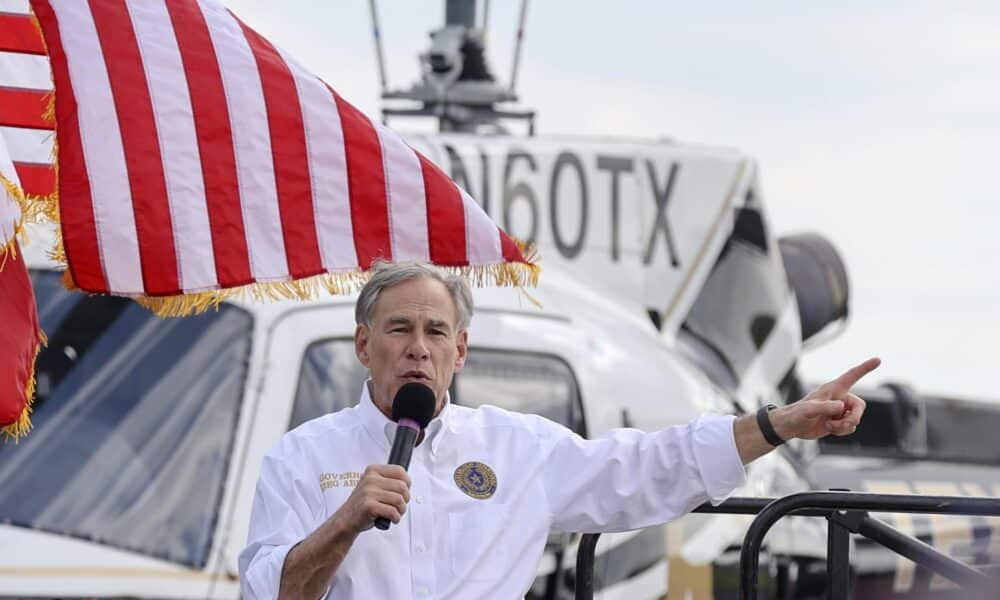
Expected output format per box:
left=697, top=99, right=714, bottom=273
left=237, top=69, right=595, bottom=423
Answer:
left=0, top=269, right=252, bottom=569
left=675, top=325, right=740, bottom=393
left=289, top=339, right=368, bottom=429
left=681, top=212, right=789, bottom=382
left=290, top=343, right=584, bottom=436
left=453, top=349, right=585, bottom=436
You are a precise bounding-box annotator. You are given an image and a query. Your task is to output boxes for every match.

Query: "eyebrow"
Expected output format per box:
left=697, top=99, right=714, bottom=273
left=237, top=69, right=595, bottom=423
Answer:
left=426, top=319, right=451, bottom=331
left=383, top=316, right=452, bottom=332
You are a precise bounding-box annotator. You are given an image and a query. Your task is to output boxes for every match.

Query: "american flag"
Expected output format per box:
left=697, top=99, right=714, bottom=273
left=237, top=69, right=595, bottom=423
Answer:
left=0, top=2, right=53, bottom=200
left=17, top=0, right=535, bottom=309
left=1, top=1, right=45, bottom=440
left=0, top=125, right=43, bottom=440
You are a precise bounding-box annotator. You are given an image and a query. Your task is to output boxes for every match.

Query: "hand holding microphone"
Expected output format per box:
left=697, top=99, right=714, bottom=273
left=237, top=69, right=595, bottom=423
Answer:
left=374, top=382, right=436, bottom=530
left=334, top=383, right=436, bottom=534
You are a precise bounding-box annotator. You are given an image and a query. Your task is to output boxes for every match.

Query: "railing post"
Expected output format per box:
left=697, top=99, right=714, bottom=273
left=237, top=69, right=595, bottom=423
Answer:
left=826, top=511, right=851, bottom=599
left=575, top=533, right=600, bottom=600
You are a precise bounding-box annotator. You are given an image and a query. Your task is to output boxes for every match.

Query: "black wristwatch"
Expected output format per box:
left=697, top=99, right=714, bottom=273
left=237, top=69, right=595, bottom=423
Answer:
left=756, top=403, right=785, bottom=446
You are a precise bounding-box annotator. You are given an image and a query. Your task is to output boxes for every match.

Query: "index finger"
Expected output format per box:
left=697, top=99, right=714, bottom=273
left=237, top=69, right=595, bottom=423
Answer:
left=369, top=464, right=412, bottom=486
left=828, top=357, right=881, bottom=394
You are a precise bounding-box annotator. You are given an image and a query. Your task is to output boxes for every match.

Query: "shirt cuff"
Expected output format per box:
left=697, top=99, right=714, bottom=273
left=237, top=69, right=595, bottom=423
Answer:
left=692, top=414, right=747, bottom=504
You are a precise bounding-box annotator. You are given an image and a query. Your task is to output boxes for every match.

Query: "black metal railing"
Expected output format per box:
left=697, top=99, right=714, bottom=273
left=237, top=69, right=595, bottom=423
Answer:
left=574, top=491, right=1000, bottom=600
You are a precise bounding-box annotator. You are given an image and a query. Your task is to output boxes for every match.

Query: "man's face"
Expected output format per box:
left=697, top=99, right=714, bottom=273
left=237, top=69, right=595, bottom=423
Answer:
left=355, top=276, right=468, bottom=417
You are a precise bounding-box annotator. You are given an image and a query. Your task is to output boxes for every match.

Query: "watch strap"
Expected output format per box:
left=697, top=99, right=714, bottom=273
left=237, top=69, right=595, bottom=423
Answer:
left=756, top=404, right=785, bottom=446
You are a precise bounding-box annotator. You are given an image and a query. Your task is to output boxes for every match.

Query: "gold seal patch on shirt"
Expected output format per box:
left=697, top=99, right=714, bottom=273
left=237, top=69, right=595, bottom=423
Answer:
left=454, top=461, right=497, bottom=500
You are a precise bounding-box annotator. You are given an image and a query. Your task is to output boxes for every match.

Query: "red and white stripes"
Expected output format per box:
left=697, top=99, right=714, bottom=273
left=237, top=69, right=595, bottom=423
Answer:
left=0, top=0, right=54, bottom=200
left=24, top=0, right=530, bottom=299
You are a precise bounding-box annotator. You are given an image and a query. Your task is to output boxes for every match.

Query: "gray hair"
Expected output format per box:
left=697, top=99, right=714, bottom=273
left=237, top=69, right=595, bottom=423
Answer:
left=355, top=261, right=474, bottom=331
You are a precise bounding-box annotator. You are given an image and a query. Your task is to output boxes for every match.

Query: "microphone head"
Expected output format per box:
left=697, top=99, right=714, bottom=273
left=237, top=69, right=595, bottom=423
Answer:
left=391, top=382, right=436, bottom=429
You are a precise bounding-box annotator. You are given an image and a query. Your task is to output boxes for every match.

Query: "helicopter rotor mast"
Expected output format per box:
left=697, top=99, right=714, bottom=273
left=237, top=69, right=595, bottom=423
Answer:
left=373, top=0, right=535, bottom=135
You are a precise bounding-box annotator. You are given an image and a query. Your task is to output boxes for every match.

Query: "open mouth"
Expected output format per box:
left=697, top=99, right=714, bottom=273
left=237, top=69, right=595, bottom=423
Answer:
left=400, top=371, right=431, bottom=382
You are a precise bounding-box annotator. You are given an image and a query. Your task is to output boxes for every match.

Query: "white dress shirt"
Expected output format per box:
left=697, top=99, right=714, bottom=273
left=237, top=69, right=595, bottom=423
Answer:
left=239, top=385, right=745, bottom=599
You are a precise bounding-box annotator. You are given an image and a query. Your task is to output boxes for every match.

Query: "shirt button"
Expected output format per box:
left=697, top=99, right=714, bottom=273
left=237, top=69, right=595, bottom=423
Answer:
left=416, top=495, right=425, bottom=504
left=415, top=543, right=425, bottom=553
left=417, top=586, right=429, bottom=596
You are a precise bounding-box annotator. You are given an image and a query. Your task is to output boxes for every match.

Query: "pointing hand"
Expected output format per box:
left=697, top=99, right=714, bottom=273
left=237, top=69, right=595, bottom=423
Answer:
left=772, top=357, right=881, bottom=441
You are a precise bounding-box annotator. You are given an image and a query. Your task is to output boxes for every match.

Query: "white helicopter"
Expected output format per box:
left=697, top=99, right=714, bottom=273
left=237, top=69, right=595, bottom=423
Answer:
left=3, top=1, right=999, bottom=599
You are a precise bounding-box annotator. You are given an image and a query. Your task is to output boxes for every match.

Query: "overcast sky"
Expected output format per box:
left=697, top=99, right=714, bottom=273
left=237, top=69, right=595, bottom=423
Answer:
left=225, top=1, right=1000, bottom=401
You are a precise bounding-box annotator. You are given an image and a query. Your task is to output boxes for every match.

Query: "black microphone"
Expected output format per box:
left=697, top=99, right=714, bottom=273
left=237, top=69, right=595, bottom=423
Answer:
left=374, top=382, right=436, bottom=531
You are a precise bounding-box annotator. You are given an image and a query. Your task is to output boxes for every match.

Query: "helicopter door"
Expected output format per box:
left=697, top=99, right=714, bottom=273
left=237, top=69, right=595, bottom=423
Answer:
left=217, top=303, right=357, bottom=593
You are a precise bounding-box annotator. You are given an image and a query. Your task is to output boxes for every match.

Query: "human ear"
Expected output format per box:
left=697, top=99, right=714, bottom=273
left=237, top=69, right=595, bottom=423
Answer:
left=454, top=329, right=469, bottom=372
left=355, top=324, right=371, bottom=367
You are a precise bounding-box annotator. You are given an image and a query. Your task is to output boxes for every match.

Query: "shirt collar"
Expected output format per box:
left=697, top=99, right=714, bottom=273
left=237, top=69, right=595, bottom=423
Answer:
left=358, top=380, right=451, bottom=457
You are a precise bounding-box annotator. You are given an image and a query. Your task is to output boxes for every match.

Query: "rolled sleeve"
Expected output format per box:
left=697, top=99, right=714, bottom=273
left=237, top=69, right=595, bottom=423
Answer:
left=238, top=453, right=324, bottom=599
left=690, top=414, right=746, bottom=504
left=239, top=542, right=296, bottom=600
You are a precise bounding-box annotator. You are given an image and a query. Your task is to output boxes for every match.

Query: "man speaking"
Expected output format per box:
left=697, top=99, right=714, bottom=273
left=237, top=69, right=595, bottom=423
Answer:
left=239, top=262, right=879, bottom=599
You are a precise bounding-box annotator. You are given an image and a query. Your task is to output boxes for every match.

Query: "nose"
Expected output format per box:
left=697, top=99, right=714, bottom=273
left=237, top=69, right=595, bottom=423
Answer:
left=406, top=333, right=430, bottom=361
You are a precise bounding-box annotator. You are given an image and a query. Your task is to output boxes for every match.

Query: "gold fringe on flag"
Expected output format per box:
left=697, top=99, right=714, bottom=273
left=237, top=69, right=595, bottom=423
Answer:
left=1, top=330, right=46, bottom=443
left=1, top=173, right=59, bottom=273
left=0, top=172, right=26, bottom=212
left=131, top=244, right=540, bottom=318
left=0, top=169, right=52, bottom=271
left=0, top=173, right=28, bottom=264
left=5, top=169, right=63, bottom=266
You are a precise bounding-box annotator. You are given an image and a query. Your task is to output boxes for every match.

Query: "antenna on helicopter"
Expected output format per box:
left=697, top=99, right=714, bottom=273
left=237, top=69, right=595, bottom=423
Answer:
left=508, top=0, right=528, bottom=97
left=368, top=0, right=389, bottom=97
left=370, top=0, right=536, bottom=135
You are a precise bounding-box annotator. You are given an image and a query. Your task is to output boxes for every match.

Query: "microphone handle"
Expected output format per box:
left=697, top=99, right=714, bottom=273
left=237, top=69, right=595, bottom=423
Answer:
left=374, top=425, right=419, bottom=531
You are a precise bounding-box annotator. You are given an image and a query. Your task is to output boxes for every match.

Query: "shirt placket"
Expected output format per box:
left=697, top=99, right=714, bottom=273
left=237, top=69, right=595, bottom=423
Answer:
left=408, top=450, right=435, bottom=598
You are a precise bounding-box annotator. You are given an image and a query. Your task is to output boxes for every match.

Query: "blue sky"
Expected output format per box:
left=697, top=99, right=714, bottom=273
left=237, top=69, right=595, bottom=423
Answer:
left=226, top=1, right=1000, bottom=401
